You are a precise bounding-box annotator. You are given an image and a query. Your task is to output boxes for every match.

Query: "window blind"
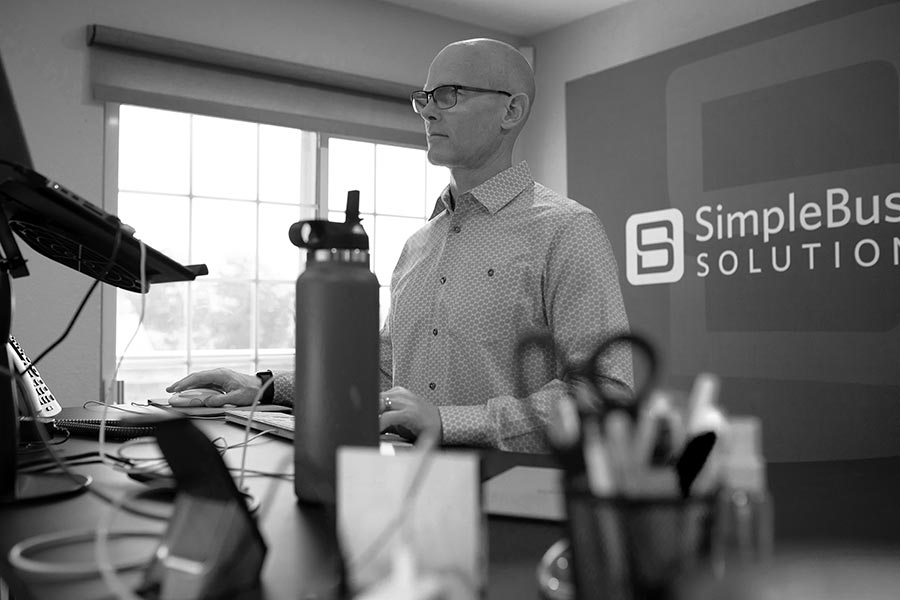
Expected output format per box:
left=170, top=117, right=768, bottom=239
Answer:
left=87, top=24, right=424, bottom=146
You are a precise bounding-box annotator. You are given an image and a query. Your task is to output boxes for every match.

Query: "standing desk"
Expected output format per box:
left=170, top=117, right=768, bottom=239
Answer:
left=1, top=415, right=899, bottom=599
left=0, top=416, right=561, bottom=600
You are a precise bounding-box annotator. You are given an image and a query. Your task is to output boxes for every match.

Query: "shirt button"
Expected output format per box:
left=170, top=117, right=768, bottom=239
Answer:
left=452, top=225, right=461, bottom=233
left=487, top=268, right=495, bottom=276
left=432, top=328, right=438, bottom=336
left=429, top=382, right=436, bottom=390
left=439, top=276, right=446, bottom=284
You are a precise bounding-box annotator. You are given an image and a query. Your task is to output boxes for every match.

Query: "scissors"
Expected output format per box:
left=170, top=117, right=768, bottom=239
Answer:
left=512, top=330, right=659, bottom=457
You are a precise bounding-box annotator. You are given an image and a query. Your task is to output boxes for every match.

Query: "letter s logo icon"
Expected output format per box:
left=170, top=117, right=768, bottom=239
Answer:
left=626, top=209, right=684, bottom=285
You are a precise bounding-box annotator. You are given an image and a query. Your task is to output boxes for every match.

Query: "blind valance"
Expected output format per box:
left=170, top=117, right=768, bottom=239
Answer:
left=87, top=24, right=424, bottom=146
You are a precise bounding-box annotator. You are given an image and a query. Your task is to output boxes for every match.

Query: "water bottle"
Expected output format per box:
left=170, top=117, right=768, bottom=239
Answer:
left=289, top=190, right=380, bottom=504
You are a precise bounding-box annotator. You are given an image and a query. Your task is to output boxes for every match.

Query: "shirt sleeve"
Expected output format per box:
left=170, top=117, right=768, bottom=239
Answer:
left=439, top=210, right=633, bottom=452
left=379, top=315, right=394, bottom=393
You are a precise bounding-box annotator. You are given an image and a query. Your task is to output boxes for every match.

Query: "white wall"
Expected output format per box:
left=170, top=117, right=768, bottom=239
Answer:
left=0, top=0, right=515, bottom=403
left=521, top=0, right=821, bottom=192
left=0, top=0, right=829, bottom=404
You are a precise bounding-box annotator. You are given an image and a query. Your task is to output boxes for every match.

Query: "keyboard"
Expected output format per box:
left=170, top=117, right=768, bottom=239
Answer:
left=224, top=408, right=413, bottom=449
left=225, top=409, right=295, bottom=440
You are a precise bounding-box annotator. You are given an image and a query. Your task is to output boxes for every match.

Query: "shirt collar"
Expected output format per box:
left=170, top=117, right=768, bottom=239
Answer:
left=429, top=161, right=534, bottom=220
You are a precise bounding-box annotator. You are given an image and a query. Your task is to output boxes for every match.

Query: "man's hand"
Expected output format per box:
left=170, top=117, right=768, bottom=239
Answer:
left=379, top=386, right=442, bottom=443
left=166, top=368, right=261, bottom=407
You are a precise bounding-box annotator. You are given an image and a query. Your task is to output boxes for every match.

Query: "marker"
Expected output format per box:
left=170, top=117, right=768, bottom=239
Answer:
left=603, top=410, right=633, bottom=495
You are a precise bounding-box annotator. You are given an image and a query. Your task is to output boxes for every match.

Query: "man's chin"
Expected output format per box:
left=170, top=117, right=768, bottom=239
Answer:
left=426, top=147, right=453, bottom=167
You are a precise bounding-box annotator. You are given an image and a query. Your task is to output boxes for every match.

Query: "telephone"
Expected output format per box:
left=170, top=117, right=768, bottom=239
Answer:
left=6, top=335, right=61, bottom=418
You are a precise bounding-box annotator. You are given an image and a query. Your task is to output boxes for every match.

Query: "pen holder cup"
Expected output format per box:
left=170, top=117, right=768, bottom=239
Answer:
left=565, top=488, right=719, bottom=600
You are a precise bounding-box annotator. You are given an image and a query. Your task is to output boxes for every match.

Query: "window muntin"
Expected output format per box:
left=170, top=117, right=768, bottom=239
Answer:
left=113, top=105, right=447, bottom=403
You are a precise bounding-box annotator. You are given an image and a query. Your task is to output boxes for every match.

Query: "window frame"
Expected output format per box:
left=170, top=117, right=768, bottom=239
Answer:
left=100, top=103, right=432, bottom=400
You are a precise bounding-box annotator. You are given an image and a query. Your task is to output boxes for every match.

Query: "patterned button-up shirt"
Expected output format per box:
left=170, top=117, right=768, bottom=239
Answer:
left=378, top=161, right=632, bottom=452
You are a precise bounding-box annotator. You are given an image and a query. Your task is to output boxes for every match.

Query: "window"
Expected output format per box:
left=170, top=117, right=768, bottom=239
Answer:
left=325, top=137, right=449, bottom=326
left=111, top=105, right=446, bottom=404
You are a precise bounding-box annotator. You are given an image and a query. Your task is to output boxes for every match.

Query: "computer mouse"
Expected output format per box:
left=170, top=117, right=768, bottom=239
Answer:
left=167, top=387, right=225, bottom=407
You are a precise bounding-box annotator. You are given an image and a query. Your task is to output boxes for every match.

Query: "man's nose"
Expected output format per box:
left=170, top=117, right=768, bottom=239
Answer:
left=418, top=97, right=439, bottom=120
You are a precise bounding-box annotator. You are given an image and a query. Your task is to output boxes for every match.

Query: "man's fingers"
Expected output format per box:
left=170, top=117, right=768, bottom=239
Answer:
left=166, top=369, right=220, bottom=392
left=208, top=390, right=255, bottom=407
left=379, top=410, right=406, bottom=431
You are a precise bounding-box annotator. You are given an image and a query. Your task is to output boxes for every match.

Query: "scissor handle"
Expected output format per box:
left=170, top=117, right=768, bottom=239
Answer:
left=579, top=331, right=659, bottom=419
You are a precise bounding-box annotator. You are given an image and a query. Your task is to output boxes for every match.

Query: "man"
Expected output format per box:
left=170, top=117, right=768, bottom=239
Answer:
left=167, top=38, right=632, bottom=453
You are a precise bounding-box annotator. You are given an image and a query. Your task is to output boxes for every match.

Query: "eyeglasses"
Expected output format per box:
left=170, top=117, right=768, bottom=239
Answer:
left=410, top=84, right=512, bottom=113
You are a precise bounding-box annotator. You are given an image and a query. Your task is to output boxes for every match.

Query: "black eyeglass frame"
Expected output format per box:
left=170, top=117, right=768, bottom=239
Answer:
left=410, top=84, right=512, bottom=113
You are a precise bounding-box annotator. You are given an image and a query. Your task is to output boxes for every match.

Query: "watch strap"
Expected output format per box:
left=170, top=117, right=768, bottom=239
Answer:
left=256, top=370, right=275, bottom=404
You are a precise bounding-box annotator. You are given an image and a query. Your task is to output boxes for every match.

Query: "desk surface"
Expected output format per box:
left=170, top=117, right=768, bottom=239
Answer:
left=1, top=415, right=899, bottom=600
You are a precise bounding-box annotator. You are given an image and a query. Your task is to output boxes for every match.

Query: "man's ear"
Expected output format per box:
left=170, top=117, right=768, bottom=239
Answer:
left=500, top=93, right=530, bottom=130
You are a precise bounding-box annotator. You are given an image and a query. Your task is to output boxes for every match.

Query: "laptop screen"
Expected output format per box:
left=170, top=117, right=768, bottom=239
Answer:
left=0, top=56, right=32, bottom=171
left=0, top=53, right=207, bottom=292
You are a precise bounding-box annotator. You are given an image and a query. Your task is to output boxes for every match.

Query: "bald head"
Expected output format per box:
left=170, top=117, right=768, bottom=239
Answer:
left=427, top=38, right=535, bottom=122
left=419, top=38, right=535, bottom=181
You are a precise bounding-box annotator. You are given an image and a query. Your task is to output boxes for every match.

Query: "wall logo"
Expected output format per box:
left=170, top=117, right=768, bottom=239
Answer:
left=626, top=208, right=684, bottom=285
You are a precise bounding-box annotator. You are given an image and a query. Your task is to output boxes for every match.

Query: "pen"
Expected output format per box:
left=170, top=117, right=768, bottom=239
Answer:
left=685, top=372, right=721, bottom=436
left=679, top=373, right=726, bottom=496
left=581, top=414, right=615, bottom=497
left=632, top=390, right=684, bottom=468
left=603, top=410, right=633, bottom=495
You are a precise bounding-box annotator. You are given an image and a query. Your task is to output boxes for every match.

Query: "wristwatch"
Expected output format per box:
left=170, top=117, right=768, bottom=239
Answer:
left=256, top=370, right=274, bottom=403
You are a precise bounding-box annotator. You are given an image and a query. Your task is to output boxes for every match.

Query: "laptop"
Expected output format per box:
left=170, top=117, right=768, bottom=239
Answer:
left=0, top=53, right=207, bottom=292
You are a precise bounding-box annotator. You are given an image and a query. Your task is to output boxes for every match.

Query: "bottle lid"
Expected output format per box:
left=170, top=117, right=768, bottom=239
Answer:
left=289, top=190, right=369, bottom=252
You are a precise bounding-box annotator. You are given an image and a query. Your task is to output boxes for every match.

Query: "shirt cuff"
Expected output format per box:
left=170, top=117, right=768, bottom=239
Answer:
left=271, top=370, right=294, bottom=407
left=438, top=405, right=492, bottom=447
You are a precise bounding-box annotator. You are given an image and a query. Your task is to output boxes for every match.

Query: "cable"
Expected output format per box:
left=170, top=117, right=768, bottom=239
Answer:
left=255, top=451, right=294, bottom=520
left=8, top=528, right=161, bottom=580
left=235, top=375, right=275, bottom=491
left=96, top=481, right=171, bottom=600
left=26, top=226, right=124, bottom=373
left=346, top=429, right=440, bottom=576
left=99, top=239, right=147, bottom=470
left=15, top=368, right=169, bottom=519
left=82, top=400, right=159, bottom=415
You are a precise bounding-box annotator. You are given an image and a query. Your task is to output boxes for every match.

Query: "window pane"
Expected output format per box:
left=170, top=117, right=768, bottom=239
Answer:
left=329, top=138, right=374, bottom=213
left=373, top=215, right=423, bottom=286
left=190, top=281, right=252, bottom=350
left=192, top=115, right=258, bottom=200
left=258, top=354, right=294, bottom=373
left=117, top=192, right=190, bottom=264
left=190, top=357, right=255, bottom=375
left=117, top=283, right=187, bottom=355
left=118, top=106, right=190, bottom=195
left=117, top=361, right=189, bottom=403
left=259, top=124, right=304, bottom=204
left=259, top=203, right=309, bottom=280
left=375, top=144, right=427, bottom=217
left=328, top=211, right=376, bottom=270
left=192, top=198, right=256, bottom=278
left=258, top=282, right=295, bottom=350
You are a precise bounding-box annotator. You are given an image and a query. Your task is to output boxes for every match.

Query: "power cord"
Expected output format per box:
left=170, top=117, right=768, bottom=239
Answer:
left=346, top=429, right=439, bottom=576
left=95, top=481, right=172, bottom=600
left=25, top=226, right=123, bottom=373
left=98, top=239, right=146, bottom=470
left=8, top=528, right=161, bottom=580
